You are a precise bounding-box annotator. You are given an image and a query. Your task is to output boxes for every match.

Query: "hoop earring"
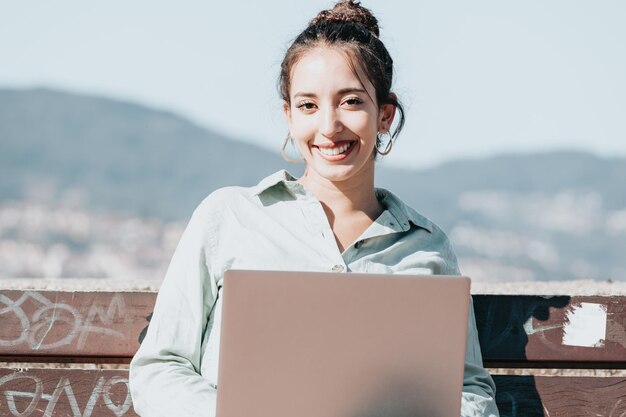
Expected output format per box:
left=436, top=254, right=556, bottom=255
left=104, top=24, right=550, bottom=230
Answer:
left=280, top=134, right=304, bottom=163
left=376, top=131, right=393, bottom=156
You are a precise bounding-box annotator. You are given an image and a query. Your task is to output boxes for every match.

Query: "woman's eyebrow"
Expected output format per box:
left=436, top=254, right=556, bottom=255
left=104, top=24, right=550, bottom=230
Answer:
left=337, top=88, right=367, bottom=95
left=293, top=92, right=317, bottom=99
left=293, top=88, right=367, bottom=99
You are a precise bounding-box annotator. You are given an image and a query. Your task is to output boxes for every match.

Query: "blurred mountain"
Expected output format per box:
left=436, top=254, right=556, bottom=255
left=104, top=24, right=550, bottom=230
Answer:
left=1, top=87, right=625, bottom=281
left=0, top=87, right=293, bottom=220
left=379, top=151, right=626, bottom=226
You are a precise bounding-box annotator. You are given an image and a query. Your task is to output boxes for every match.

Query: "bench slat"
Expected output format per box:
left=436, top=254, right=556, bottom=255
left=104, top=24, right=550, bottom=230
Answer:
left=2, top=368, right=625, bottom=417
left=493, top=375, right=626, bottom=417
left=0, top=291, right=153, bottom=361
left=3, top=291, right=625, bottom=368
left=0, top=368, right=137, bottom=417
left=474, top=295, right=626, bottom=368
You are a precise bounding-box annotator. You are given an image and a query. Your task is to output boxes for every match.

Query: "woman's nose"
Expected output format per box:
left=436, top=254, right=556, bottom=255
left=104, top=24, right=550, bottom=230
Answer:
left=319, top=107, right=343, bottom=137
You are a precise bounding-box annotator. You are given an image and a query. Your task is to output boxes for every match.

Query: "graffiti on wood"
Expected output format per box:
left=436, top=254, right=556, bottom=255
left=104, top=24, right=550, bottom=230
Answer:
left=0, top=371, right=133, bottom=417
left=0, top=291, right=127, bottom=351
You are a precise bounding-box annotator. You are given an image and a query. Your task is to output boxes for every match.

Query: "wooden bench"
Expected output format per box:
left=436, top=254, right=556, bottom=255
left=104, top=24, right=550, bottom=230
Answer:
left=1, top=290, right=625, bottom=416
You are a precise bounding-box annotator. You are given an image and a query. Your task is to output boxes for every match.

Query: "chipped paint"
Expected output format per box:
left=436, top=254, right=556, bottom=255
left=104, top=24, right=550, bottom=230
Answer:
left=562, top=302, right=607, bottom=348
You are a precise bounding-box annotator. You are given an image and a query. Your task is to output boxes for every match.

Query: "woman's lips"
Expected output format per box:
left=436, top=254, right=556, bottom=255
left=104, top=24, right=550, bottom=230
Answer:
left=313, top=141, right=356, bottom=161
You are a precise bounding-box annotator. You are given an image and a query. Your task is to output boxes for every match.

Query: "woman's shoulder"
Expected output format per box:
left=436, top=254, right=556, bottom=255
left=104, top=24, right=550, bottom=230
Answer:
left=192, top=185, right=253, bottom=218
left=377, top=187, right=460, bottom=274
left=192, top=170, right=296, bottom=216
left=375, top=187, right=446, bottom=235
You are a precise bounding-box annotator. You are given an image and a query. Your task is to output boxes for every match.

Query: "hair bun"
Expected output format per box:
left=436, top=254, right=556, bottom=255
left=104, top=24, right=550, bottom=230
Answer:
left=309, top=0, right=380, bottom=37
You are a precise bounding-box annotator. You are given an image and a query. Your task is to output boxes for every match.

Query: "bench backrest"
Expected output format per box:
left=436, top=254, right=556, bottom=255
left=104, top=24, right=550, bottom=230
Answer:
left=473, top=294, right=626, bottom=417
left=1, top=290, right=625, bottom=417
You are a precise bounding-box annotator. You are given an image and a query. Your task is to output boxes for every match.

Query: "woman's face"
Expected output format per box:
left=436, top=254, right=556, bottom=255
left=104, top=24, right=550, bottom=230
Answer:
left=284, top=47, right=394, bottom=186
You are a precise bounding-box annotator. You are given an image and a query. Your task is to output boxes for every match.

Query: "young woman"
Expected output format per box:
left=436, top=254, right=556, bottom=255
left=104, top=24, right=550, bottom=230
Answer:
left=129, top=2, right=499, bottom=416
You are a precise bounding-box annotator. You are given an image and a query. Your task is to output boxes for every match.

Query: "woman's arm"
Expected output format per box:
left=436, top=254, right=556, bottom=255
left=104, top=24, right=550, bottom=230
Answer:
left=461, top=299, right=500, bottom=417
left=129, top=200, right=219, bottom=417
left=435, top=228, right=499, bottom=417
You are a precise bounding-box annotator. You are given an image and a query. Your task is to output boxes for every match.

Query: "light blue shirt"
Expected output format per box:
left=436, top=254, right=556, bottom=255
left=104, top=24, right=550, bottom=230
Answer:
left=129, top=170, right=499, bottom=417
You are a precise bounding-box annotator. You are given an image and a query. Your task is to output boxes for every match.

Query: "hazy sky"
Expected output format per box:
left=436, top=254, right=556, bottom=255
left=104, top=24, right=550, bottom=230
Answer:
left=1, top=0, right=624, bottom=168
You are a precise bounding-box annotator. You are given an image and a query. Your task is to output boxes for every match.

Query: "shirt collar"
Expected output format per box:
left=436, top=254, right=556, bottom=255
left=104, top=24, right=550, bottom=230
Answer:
left=250, top=170, right=300, bottom=197
left=375, top=188, right=433, bottom=233
left=251, top=170, right=433, bottom=233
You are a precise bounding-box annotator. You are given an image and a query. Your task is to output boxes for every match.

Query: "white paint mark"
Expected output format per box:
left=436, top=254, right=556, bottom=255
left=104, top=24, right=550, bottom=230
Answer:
left=523, top=320, right=562, bottom=336
left=0, top=291, right=126, bottom=350
left=0, top=373, right=42, bottom=416
left=562, top=302, right=607, bottom=348
left=30, top=303, right=80, bottom=350
left=1, top=371, right=132, bottom=417
left=609, top=398, right=624, bottom=417
left=0, top=294, right=30, bottom=347
left=103, top=377, right=132, bottom=417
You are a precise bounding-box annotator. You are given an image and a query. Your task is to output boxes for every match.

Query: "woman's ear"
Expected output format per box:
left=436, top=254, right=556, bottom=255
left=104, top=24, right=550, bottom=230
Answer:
left=283, top=101, right=292, bottom=131
left=379, top=100, right=397, bottom=133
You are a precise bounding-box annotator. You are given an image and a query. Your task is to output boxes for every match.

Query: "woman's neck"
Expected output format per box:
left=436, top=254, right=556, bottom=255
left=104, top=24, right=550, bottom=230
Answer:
left=297, top=166, right=384, bottom=222
left=297, top=166, right=384, bottom=253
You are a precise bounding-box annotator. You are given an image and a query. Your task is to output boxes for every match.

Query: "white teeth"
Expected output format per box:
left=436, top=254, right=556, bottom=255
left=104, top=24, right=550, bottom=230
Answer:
left=318, top=142, right=351, bottom=156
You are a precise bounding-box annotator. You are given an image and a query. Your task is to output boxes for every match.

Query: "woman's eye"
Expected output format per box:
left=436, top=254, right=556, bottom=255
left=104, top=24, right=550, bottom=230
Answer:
left=296, top=101, right=316, bottom=111
left=344, top=97, right=363, bottom=106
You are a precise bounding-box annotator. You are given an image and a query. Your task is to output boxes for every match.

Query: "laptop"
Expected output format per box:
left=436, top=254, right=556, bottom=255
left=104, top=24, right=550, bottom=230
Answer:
left=216, top=270, right=471, bottom=417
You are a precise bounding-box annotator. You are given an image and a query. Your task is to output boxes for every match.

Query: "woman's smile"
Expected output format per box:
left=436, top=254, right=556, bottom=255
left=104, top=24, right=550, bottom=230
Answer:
left=313, top=140, right=357, bottom=160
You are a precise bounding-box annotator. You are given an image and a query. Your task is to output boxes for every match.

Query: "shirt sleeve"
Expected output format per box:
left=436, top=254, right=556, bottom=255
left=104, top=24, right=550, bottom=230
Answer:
left=461, top=299, right=500, bottom=417
left=437, top=228, right=500, bottom=417
left=129, top=200, right=219, bottom=417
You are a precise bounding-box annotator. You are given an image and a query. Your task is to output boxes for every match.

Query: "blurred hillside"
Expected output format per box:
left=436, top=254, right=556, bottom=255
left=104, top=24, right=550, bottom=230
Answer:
left=0, top=87, right=291, bottom=220
left=1, top=87, right=625, bottom=281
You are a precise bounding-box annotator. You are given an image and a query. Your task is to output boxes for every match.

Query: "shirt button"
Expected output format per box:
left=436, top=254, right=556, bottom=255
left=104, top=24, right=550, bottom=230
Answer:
left=354, top=240, right=364, bottom=249
left=331, top=264, right=345, bottom=272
